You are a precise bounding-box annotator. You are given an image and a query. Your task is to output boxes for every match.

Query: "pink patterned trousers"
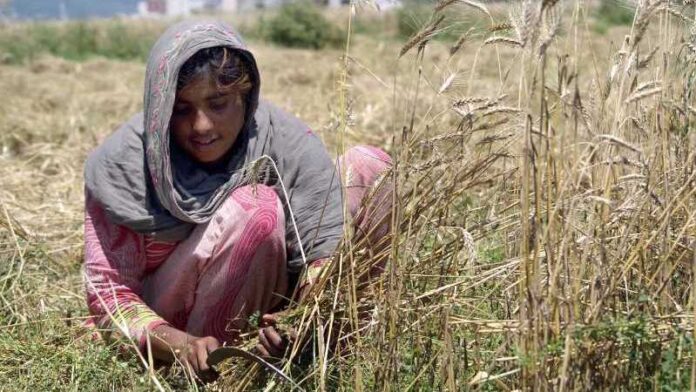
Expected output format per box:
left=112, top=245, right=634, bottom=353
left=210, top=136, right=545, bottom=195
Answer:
left=84, top=146, right=392, bottom=347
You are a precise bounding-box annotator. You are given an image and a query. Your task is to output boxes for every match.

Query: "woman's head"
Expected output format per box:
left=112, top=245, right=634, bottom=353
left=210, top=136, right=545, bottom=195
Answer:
left=170, top=47, right=253, bottom=165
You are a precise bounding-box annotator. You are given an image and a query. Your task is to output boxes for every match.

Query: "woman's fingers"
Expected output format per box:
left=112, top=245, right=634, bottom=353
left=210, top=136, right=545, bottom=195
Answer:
left=180, top=336, right=221, bottom=378
left=200, top=337, right=221, bottom=382
left=198, top=336, right=221, bottom=372
left=206, top=337, right=221, bottom=352
left=179, top=349, right=198, bottom=379
left=183, top=357, right=197, bottom=380
left=195, top=342, right=210, bottom=372
left=257, top=328, right=274, bottom=357
left=258, top=314, right=296, bottom=358
left=185, top=345, right=202, bottom=374
left=260, top=313, right=278, bottom=327
left=203, top=336, right=221, bottom=362
left=256, top=343, right=270, bottom=358
left=258, top=327, right=284, bottom=357
left=264, top=326, right=284, bottom=349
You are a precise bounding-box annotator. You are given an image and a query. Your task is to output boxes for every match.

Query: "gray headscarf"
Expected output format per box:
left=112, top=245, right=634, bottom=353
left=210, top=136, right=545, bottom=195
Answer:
left=84, top=20, right=344, bottom=271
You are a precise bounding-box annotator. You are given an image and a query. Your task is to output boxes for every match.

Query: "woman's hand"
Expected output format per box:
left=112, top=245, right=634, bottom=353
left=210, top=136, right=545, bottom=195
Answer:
left=179, top=335, right=221, bottom=376
left=151, top=324, right=220, bottom=380
left=256, top=259, right=330, bottom=358
left=256, top=313, right=296, bottom=358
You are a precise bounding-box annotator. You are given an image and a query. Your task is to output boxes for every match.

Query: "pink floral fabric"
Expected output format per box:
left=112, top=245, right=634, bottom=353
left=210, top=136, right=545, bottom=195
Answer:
left=83, top=146, right=392, bottom=348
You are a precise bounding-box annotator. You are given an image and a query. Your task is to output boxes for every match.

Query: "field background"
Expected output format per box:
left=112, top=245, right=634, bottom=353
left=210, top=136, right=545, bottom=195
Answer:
left=0, top=1, right=695, bottom=390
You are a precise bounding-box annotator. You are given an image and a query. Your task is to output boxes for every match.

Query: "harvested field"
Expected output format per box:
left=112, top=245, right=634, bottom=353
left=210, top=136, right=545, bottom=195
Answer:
left=0, top=1, right=695, bottom=390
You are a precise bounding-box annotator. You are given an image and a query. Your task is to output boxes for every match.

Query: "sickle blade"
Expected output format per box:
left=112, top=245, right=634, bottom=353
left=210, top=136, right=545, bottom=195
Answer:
left=207, top=347, right=305, bottom=391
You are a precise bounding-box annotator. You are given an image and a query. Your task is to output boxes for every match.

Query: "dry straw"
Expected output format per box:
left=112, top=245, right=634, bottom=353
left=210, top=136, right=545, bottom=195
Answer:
left=1, top=0, right=695, bottom=390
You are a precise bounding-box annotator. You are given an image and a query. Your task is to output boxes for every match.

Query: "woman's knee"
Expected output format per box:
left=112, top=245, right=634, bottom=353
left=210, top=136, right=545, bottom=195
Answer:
left=205, top=184, right=285, bottom=253
left=345, top=145, right=392, bottom=163
left=340, top=146, right=392, bottom=188
left=212, top=185, right=283, bottom=226
left=229, top=184, right=282, bottom=213
left=339, top=145, right=392, bottom=208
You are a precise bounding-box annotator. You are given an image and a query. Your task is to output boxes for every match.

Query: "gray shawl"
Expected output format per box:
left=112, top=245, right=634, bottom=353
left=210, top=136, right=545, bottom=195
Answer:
left=84, top=20, right=344, bottom=272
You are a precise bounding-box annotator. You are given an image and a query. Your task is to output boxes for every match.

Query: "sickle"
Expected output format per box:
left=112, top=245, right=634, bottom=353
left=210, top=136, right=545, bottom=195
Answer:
left=206, top=346, right=305, bottom=391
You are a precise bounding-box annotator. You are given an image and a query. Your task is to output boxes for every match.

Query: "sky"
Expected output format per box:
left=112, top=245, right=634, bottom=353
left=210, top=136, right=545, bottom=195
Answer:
left=5, top=0, right=142, bottom=20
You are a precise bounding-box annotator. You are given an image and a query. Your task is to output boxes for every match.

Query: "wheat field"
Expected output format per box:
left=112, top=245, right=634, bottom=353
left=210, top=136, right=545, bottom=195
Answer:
left=0, top=1, right=695, bottom=390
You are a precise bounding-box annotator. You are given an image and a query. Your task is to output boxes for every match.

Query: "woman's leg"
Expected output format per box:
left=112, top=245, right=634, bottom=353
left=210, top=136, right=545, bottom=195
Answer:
left=142, top=184, right=287, bottom=344
left=339, top=145, right=393, bottom=250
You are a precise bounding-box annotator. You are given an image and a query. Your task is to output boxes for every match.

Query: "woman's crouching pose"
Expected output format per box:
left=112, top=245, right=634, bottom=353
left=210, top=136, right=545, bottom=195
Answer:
left=82, top=20, right=392, bottom=378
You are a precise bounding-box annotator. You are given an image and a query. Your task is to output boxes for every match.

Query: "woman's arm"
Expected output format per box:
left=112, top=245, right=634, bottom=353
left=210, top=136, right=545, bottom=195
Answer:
left=84, top=192, right=219, bottom=374
left=84, top=191, right=168, bottom=348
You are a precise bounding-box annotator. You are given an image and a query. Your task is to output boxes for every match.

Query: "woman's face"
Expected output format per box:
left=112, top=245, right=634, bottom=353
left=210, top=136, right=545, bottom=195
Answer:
left=170, top=73, right=246, bottom=165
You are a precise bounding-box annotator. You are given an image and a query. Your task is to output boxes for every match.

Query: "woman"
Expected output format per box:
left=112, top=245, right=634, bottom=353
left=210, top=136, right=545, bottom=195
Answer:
left=83, top=20, right=391, bottom=377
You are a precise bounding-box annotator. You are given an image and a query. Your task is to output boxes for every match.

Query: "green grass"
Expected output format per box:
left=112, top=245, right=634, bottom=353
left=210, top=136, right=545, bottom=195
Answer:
left=258, top=2, right=345, bottom=49
left=593, top=0, right=636, bottom=34
left=0, top=326, right=145, bottom=390
left=0, top=237, right=146, bottom=389
left=0, top=7, right=346, bottom=65
left=0, top=238, right=196, bottom=390
left=0, top=21, right=164, bottom=64
left=0, top=4, right=483, bottom=65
